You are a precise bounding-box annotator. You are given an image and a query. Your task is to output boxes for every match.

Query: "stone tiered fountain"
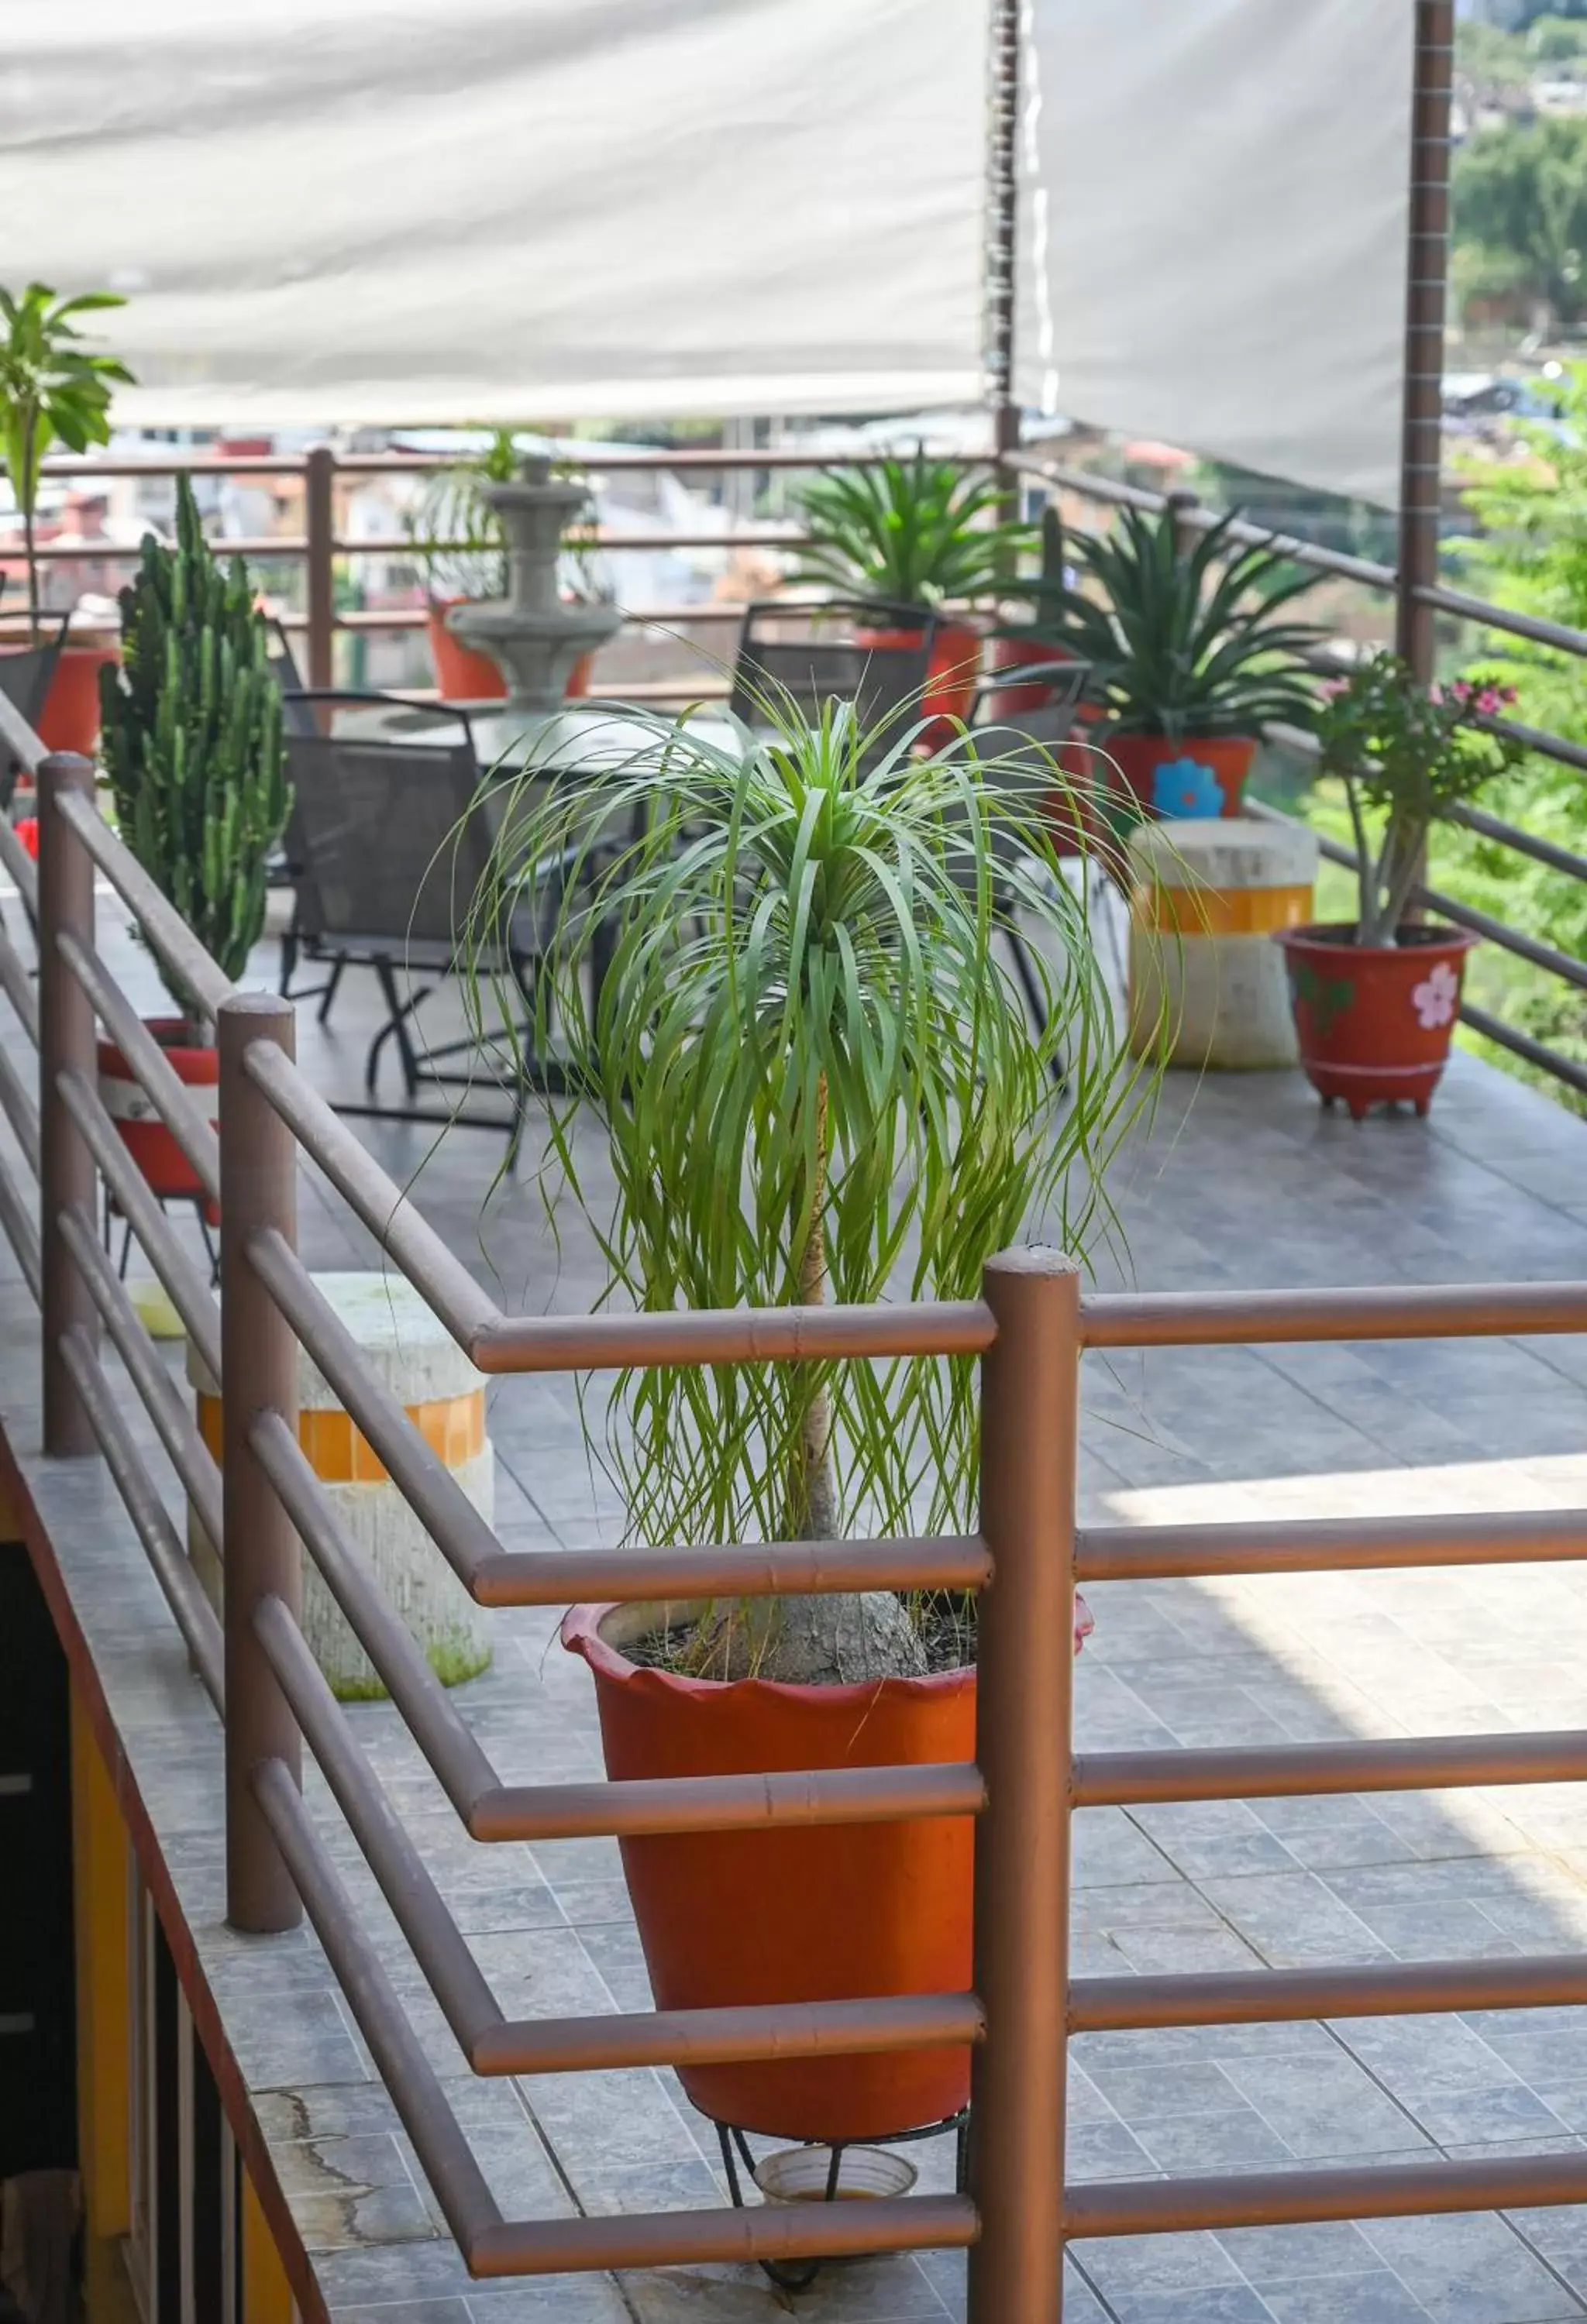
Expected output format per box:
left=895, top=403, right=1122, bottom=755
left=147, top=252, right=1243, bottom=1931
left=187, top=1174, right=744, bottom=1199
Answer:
left=446, top=452, right=622, bottom=723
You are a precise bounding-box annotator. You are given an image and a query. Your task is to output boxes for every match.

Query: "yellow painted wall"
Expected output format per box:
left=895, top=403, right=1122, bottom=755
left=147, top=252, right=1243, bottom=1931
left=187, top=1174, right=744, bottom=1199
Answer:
left=243, top=2169, right=297, bottom=2324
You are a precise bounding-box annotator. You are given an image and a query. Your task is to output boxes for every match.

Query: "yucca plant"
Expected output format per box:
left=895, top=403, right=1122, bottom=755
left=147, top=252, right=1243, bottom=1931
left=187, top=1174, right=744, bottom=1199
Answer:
left=99, top=477, right=291, bottom=1032
left=790, top=449, right=1033, bottom=612
left=463, top=695, right=1151, bottom=1683
left=1059, top=505, right=1326, bottom=740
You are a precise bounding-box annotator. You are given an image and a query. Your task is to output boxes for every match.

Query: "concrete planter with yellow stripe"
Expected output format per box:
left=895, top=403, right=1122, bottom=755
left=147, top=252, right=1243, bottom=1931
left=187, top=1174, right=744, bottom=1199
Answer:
left=188, top=1272, right=493, bottom=1699
left=1128, top=816, right=1318, bottom=1068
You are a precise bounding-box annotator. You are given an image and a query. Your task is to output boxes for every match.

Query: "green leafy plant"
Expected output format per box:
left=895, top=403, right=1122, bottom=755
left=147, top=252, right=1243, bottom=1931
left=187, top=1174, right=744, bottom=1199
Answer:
left=1317, top=651, right=1528, bottom=947
left=1056, top=506, right=1326, bottom=742
left=990, top=504, right=1090, bottom=661
left=0, top=283, right=133, bottom=634
left=407, top=428, right=605, bottom=603
left=1453, top=113, right=1587, bottom=327
left=460, top=693, right=1150, bottom=1681
left=790, top=450, right=1032, bottom=611
left=99, top=478, right=291, bottom=1030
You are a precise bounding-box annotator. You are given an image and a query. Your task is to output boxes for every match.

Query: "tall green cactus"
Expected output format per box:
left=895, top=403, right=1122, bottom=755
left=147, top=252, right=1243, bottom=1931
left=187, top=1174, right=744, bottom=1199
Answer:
left=99, top=476, right=290, bottom=1027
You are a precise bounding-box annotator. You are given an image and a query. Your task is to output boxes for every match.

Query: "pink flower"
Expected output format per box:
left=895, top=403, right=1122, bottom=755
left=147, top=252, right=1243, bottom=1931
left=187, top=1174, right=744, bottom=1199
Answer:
left=1320, top=676, right=1349, bottom=700
left=1428, top=683, right=1444, bottom=705
left=1449, top=679, right=1473, bottom=703
left=1475, top=688, right=1503, bottom=716
left=1412, top=959, right=1461, bottom=1030
left=1501, top=684, right=1519, bottom=705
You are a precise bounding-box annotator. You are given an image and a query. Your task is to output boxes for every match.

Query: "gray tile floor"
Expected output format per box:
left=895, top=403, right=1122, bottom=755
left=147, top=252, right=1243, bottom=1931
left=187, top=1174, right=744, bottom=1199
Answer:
left=19, top=903, right=1587, bottom=2322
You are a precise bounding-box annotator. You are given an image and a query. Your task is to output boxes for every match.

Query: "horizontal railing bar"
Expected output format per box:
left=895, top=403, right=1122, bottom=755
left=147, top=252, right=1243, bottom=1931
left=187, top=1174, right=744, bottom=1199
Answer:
left=250, top=1411, right=496, bottom=1820
left=469, top=2193, right=979, bottom=2277
left=1413, top=882, right=1587, bottom=994
left=1076, top=1507, right=1587, bottom=1583
left=59, top=1327, right=223, bottom=1709
left=252, top=1594, right=501, bottom=2058
left=471, top=1299, right=995, bottom=1375
left=57, top=1068, right=222, bottom=1384
left=60, top=1204, right=222, bottom=1546
left=1419, top=580, right=1587, bottom=661
left=0, top=1037, right=40, bottom=1174
left=471, top=1992, right=985, bottom=2078
left=239, top=1038, right=497, bottom=1350
left=0, top=1156, right=41, bottom=1303
left=1472, top=710, right=1587, bottom=779
left=252, top=1757, right=501, bottom=2254
left=53, top=789, right=233, bottom=1023
left=36, top=446, right=964, bottom=480
left=470, top=1762, right=984, bottom=1844
left=1070, top=1950, right=1587, bottom=2033
left=58, top=932, right=221, bottom=1202
left=24, top=535, right=305, bottom=562
left=336, top=529, right=806, bottom=557
left=38, top=453, right=308, bottom=478
left=0, top=920, right=40, bottom=1050
left=0, top=811, right=40, bottom=909
left=1459, top=1001, right=1587, bottom=1102
left=1065, top=2149, right=1587, bottom=2240
left=1074, top=1728, right=1587, bottom=1808
left=1080, top=1280, right=1587, bottom=1348
left=1448, top=796, right=1587, bottom=878
left=246, top=1228, right=498, bottom=1589
left=472, top=1533, right=991, bottom=1608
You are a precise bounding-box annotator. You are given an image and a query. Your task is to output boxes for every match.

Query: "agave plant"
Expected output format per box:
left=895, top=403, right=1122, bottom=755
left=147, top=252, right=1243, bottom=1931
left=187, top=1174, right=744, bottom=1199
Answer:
left=790, top=450, right=1033, bottom=612
left=461, top=695, right=1153, bottom=1680
left=1059, top=505, right=1326, bottom=741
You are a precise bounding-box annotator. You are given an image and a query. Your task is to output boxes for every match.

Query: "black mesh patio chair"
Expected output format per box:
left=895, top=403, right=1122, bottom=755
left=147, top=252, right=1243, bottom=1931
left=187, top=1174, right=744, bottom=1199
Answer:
left=0, top=612, right=70, bottom=811
left=728, top=600, right=938, bottom=758
left=285, top=703, right=588, bottom=1157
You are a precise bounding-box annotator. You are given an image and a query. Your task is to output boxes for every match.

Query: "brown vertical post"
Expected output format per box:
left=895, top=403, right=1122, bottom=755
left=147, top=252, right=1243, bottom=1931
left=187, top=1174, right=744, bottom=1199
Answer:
left=967, top=1247, right=1079, bottom=2324
left=219, top=993, right=302, bottom=1932
left=305, top=443, right=336, bottom=692
left=38, top=753, right=99, bottom=1455
left=1395, top=0, right=1454, bottom=682
left=1168, top=487, right=1202, bottom=562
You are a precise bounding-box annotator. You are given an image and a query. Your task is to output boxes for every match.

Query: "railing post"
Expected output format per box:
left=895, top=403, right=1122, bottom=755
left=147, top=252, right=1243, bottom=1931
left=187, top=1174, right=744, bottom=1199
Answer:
left=305, top=443, right=336, bottom=692
left=968, top=1246, right=1079, bottom=2324
left=38, top=753, right=99, bottom=1455
left=219, top=993, right=301, bottom=1933
left=1168, top=486, right=1202, bottom=562
left=1395, top=0, right=1454, bottom=683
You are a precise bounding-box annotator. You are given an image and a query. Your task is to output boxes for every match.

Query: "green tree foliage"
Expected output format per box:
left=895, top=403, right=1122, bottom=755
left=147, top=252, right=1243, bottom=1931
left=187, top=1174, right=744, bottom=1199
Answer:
left=1454, top=116, right=1587, bottom=325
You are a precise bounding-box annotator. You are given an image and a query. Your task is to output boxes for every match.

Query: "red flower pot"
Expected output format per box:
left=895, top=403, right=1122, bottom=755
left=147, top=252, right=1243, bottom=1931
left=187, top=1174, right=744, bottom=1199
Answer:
left=97, top=1021, right=220, bottom=1221
left=1275, top=923, right=1477, bottom=1120
left=426, top=600, right=508, bottom=703
left=855, top=617, right=983, bottom=749
left=1104, top=733, right=1257, bottom=821
left=7, top=640, right=121, bottom=758
left=985, top=633, right=1076, bottom=720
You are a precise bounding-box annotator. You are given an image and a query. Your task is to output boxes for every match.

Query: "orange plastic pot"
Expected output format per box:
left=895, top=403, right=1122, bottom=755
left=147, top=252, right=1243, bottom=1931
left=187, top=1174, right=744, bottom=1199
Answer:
left=855, top=617, right=983, bottom=748
left=97, top=1020, right=220, bottom=1222
left=426, top=600, right=508, bottom=703
left=33, top=641, right=120, bottom=756
left=563, top=1601, right=976, bottom=2141
left=1275, top=923, right=1477, bottom=1121
left=1106, top=732, right=1256, bottom=820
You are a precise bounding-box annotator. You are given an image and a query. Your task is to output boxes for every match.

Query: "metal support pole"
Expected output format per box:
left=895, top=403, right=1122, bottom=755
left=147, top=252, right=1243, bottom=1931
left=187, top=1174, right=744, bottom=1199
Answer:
left=967, top=1248, right=1079, bottom=2324
left=1168, top=488, right=1203, bottom=562
left=38, top=754, right=99, bottom=1455
left=219, top=993, right=302, bottom=1933
left=988, top=0, right=1022, bottom=528
left=1395, top=0, right=1454, bottom=681
left=305, top=443, right=336, bottom=692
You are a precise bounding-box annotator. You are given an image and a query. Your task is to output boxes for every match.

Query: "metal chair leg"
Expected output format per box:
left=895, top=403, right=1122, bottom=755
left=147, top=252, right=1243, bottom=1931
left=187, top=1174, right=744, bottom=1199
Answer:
left=315, top=955, right=346, bottom=1026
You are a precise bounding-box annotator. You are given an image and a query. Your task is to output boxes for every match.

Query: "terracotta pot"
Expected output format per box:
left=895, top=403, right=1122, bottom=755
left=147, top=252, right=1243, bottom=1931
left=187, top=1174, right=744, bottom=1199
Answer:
left=985, top=633, right=1076, bottom=720
left=1104, top=733, right=1257, bottom=821
left=32, top=641, right=121, bottom=757
left=565, top=650, right=594, bottom=699
left=97, top=1021, right=220, bottom=1222
left=854, top=617, right=983, bottom=748
left=563, top=1600, right=976, bottom=2141
left=1275, top=923, right=1477, bottom=1120
left=426, top=600, right=508, bottom=704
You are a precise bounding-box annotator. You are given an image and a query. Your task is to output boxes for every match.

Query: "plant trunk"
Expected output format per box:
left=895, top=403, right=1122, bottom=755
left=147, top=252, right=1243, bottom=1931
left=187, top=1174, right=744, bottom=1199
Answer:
left=794, top=1074, right=838, bottom=1542
left=22, top=497, right=39, bottom=641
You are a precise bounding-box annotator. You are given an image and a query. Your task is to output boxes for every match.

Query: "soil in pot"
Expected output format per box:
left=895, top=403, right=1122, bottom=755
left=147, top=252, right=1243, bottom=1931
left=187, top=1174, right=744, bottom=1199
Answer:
left=563, top=1598, right=977, bottom=2143
left=97, top=1020, right=220, bottom=1219
left=1105, top=733, right=1255, bottom=820
left=1275, top=923, right=1477, bottom=1120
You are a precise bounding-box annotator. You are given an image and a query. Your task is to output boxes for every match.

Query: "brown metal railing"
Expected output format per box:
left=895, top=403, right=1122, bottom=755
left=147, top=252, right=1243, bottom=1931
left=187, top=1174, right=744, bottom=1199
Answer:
left=0, top=518, right=1586, bottom=2309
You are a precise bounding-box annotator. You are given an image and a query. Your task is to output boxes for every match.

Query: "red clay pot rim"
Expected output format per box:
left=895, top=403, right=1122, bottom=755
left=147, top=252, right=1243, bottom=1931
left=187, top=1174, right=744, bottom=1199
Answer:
left=1275, top=922, right=1479, bottom=959
left=98, top=1017, right=219, bottom=1074
left=561, top=1600, right=973, bottom=1707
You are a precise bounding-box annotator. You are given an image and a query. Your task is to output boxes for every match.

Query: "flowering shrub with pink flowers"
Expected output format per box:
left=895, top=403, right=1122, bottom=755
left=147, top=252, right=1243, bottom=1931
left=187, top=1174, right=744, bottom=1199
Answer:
left=1316, top=650, right=1529, bottom=947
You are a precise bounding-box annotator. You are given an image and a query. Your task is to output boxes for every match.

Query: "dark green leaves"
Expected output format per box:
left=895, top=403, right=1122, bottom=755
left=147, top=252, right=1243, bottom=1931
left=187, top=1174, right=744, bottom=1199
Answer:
left=790, top=451, right=1033, bottom=610
left=0, top=282, right=133, bottom=627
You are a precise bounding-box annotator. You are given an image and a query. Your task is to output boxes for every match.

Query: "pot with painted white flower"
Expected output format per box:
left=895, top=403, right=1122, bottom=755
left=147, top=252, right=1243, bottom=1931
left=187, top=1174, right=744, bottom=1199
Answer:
left=1275, top=923, right=1477, bottom=1121
left=1276, top=653, right=1524, bottom=1120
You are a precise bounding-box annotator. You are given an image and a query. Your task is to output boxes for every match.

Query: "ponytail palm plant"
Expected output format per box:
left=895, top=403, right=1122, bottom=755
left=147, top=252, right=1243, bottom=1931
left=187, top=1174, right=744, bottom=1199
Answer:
left=463, top=700, right=1149, bottom=1679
